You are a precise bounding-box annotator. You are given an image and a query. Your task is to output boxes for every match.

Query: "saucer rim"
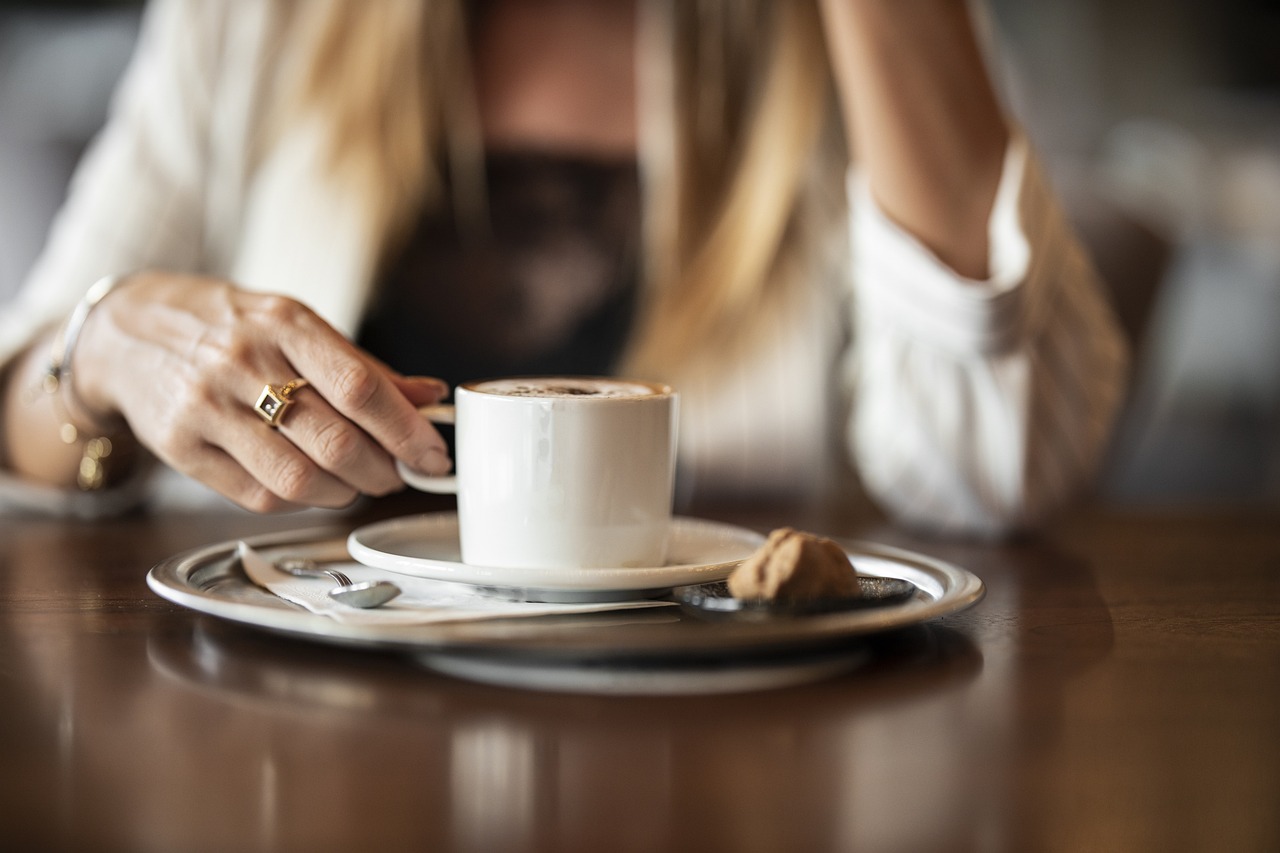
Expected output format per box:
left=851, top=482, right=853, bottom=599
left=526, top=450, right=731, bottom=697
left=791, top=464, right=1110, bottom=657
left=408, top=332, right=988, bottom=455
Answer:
left=346, top=512, right=765, bottom=593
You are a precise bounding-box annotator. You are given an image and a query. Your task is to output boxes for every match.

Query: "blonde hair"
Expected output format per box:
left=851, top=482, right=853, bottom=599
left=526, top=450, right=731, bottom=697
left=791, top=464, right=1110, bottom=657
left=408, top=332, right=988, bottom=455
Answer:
left=283, top=0, right=845, bottom=382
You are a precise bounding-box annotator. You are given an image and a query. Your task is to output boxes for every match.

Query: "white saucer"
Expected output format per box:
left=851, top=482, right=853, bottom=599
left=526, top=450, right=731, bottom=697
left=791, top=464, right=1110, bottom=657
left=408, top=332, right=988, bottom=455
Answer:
left=347, top=513, right=764, bottom=598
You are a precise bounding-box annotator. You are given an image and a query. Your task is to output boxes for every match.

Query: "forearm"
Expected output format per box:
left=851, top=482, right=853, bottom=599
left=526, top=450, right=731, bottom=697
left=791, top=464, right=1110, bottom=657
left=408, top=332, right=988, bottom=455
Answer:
left=818, top=0, right=1008, bottom=278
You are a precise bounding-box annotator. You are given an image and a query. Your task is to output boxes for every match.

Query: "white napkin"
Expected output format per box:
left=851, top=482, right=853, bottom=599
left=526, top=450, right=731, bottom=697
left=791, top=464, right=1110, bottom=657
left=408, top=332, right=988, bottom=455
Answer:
left=237, top=542, right=673, bottom=626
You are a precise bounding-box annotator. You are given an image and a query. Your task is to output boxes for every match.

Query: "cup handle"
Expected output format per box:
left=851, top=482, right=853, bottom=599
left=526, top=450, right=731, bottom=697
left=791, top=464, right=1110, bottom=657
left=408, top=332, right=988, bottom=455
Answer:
left=396, top=404, right=458, bottom=494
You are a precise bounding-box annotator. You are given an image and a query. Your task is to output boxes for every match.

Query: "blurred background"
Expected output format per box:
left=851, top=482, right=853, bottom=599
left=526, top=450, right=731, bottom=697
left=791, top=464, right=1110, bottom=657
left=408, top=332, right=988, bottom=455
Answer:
left=1, top=0, right=1277, bottom=510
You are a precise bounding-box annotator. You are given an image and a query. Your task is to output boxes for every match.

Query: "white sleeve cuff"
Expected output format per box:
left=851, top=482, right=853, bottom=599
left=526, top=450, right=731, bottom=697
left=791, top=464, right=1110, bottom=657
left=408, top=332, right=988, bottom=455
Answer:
left=850, top=136, right=1043, bottom=356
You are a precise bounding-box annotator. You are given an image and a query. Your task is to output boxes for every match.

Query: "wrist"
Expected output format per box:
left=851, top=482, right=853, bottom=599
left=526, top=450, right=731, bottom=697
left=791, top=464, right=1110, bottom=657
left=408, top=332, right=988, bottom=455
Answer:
left=39, top=274, right=137, bottom=489
left=58, top=273, right=135, bottom=430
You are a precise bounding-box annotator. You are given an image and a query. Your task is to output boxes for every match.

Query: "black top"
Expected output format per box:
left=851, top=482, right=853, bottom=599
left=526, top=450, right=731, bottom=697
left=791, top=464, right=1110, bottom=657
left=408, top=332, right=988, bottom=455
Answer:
left=356, top=150, right=642, bottom=389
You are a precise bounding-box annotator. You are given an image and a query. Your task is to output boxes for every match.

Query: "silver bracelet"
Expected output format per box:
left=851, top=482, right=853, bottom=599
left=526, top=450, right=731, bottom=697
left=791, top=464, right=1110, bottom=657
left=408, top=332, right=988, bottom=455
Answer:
left=39, top=273, right=132, bottom=489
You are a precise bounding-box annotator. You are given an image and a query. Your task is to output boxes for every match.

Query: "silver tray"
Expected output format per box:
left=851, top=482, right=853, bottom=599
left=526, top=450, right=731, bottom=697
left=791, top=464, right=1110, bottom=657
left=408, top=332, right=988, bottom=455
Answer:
left=146, top=526, right=985, bottom=662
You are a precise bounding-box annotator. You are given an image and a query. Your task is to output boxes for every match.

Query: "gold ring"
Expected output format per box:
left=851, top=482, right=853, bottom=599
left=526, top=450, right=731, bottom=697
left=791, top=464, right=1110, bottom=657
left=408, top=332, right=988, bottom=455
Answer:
left=253, top=378, right=310, bottom=428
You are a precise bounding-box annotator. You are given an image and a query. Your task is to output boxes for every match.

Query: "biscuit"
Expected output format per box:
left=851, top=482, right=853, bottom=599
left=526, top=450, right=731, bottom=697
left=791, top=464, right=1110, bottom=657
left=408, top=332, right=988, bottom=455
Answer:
left=727, top=527, right=860, bottom=601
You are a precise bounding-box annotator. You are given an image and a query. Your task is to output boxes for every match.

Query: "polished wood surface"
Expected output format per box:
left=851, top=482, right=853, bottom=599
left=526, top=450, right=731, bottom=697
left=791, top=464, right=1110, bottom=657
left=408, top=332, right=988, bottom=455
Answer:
left=1, top=494, right=1277, bottom=852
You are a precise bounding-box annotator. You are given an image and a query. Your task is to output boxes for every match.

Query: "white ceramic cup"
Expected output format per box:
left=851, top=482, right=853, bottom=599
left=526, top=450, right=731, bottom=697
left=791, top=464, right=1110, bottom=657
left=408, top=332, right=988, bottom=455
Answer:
left=397, top=377, right=678, bottom=570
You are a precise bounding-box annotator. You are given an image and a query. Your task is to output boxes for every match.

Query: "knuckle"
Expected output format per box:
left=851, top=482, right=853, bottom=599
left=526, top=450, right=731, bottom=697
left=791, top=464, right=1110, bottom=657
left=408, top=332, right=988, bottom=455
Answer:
left=312, top=419, right=362, bottom=469
left=376, top=415, right=434, bottom=463
left=144, top=401, right=205, bottom=459
left=194, top=326, right=256, bottom=377
left=269, top=457, right=317, bottom=502
left=148, top=428, right=188, bottom=464
left=383, top=428, right=419, bottom=460
left=170, top=375, right=216, bottom=413
left=256, top=294, right=306, bottom=326
left=223, top=328, right=257, bottom=366
left=329, top=361, right=379, bottom=411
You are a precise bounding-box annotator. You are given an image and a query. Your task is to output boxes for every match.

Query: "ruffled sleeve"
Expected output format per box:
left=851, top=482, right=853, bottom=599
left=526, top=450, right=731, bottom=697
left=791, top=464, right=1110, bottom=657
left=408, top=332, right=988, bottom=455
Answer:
left=846, top=134, right=1129, bottom=536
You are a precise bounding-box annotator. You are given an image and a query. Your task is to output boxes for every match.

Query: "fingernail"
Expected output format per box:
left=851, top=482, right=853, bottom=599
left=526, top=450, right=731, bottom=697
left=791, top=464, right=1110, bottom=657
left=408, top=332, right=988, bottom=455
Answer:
left=413, top=376, right=450, bottom=398
left=416, top=446, right=453, bottom=476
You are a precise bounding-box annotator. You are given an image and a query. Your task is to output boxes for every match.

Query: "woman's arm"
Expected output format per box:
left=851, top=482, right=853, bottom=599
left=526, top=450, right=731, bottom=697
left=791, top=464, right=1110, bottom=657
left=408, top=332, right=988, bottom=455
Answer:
left=0, top=0, right=457, bottom=511
left=1, top=271, right=453, bottom=511
left=818, top=1, right=1130, bottom=535
left=818, top=0, right=1008, bottom=279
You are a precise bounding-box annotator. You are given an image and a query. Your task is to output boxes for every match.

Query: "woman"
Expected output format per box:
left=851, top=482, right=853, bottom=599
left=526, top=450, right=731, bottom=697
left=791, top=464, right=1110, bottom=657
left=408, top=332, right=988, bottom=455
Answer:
left=0, top=0, right=1127, bottom=535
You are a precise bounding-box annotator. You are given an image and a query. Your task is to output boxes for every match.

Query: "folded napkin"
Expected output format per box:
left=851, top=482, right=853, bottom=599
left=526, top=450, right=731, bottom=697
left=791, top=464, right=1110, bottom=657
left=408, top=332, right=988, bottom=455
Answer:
left=237, top=542, right=673, bottom=626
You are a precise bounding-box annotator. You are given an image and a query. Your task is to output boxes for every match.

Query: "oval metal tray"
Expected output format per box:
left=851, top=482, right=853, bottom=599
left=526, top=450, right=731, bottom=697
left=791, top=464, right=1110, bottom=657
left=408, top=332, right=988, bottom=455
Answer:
left=147, top=525, right=985, bottom=663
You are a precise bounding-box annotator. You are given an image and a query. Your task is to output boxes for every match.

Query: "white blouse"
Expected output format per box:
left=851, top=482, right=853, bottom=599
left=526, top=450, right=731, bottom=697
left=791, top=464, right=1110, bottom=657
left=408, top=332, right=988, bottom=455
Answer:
left=0, top=0, right=1128, bottom=535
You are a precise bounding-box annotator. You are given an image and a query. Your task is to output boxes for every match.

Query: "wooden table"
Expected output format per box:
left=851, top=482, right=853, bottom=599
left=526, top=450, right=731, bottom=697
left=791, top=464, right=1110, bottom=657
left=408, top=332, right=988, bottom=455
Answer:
left=1, top=494, right=1276, bottom=852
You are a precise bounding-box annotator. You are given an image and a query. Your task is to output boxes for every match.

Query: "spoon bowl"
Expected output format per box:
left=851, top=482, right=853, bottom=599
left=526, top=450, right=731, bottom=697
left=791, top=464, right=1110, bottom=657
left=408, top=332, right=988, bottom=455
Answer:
left=326, top=579, right=403, bottom=609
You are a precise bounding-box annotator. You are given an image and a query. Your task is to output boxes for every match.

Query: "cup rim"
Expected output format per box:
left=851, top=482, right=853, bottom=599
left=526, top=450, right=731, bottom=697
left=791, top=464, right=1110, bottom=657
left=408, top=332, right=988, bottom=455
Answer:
left=458, top=376, right=675, bottom=400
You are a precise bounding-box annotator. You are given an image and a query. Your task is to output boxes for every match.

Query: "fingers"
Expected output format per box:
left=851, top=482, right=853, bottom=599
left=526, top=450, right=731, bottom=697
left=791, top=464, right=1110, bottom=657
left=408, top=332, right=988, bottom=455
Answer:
left=158, top=396, right=372, bottom=511
left=390, top=375, right=451, bottom=408
left=189, top=409, right=360, bottom=509
left=276, top=314, right=453, bottom=476
left=366, top=351, right=451, bottom=405
left=85, top=279, right=454, bottom=511
left=223, top=416, right=363, bottom=509
left=173, top=444, right=307, bottom=514
left=276, top=388, right=404, bottom=496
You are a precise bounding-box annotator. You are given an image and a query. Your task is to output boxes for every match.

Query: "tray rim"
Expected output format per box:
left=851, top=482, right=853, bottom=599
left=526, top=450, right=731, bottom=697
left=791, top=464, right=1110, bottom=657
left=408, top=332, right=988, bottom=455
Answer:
left=146, top=517, right=986, bottom=661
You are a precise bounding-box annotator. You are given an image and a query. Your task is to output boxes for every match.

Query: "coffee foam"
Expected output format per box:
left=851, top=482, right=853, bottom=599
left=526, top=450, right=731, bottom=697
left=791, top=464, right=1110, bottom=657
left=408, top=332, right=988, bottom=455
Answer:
left=471, top=377, right=661, bottom=399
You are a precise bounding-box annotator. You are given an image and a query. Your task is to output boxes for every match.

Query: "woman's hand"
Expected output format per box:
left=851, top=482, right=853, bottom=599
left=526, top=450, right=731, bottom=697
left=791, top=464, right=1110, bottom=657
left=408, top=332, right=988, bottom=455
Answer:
left=69, top=271, right=451, bottom=511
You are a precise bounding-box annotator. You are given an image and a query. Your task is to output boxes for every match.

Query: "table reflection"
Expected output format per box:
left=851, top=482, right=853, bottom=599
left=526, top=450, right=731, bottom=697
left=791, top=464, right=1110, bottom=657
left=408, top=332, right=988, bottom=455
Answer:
left=0, top=507, right=1134, bottom=852
left=136, top=617, right=981, bottom=851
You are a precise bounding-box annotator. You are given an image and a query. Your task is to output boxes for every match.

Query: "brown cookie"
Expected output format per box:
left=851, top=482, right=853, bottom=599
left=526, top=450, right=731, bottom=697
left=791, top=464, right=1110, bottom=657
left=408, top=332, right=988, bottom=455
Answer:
left=727, top=527, right=861, bottom=602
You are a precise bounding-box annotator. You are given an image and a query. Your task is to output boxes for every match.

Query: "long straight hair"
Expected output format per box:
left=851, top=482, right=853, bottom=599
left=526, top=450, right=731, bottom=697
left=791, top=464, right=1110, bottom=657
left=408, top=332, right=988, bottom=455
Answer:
left=283, top=0, right=845, bottom=382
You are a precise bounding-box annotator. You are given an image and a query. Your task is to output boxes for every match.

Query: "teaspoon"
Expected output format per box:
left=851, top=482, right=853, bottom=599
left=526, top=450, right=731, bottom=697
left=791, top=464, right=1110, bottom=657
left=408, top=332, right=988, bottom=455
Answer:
left=674, top=576, right=917, bottom=620
left=275, top=557, right=402, bottom=609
